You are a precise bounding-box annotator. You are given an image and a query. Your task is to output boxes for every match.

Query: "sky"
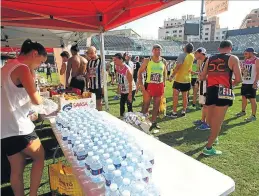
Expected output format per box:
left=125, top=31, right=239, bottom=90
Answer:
left=115, top=0, right=259, bottom=39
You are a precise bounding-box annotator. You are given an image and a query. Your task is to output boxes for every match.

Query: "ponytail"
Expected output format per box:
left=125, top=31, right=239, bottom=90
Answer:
left=20, top=39, right=47, bottom=57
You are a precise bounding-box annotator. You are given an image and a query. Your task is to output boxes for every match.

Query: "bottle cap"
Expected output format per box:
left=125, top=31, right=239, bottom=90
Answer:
left=108, top=165, right=115, bottom=171
left=127, top=166, right=134, bottom=172
left=113, top=170, right=122, bottom=176
left=110, top=183, right=118, bottom=191
left=88, top=151, right=94, bottom=156
left=103, top=153, right=110, bottom=159
left=123, top=178, right=130, bottom=185
left=121, top=161, right=127, bottom=167
left=121, top=190, right=131, bottom=196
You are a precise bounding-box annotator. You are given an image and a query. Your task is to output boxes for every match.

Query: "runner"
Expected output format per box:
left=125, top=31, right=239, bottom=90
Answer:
left=46, top=63, right=52, bottom=83
left=133, top=56, right=141, bottom=84
left=169, top=43, right=194, bottom=117
left=190, top=59, right=199, bottom=108
left=200, top=40, right=242, bottom=156
left=236, top=47, right=259, bottom=121
left=66, top=44, right=87, bottom=93
left=109, top=60, right=115, bottom=85
left=166, top=60, right=173, bottom=80
left=138, top=44, right=166, bottom=131
left=87, top=46, right=103, bottom=111
left=60, top=51, right=70, bottom=76
left=193, top=48, right=210, bottom=130
left=114, top=53, right=136, bottom=117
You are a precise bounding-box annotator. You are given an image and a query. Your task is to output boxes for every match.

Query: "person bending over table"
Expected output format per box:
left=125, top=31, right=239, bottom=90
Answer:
left=1, top=39, right=46, bottom=196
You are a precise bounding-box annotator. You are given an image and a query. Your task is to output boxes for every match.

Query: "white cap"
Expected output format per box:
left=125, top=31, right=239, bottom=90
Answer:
left=131, top=158, right=138, bottom=163
left=102, top=144, right=108, bottom=149
left=88, top=151, right=94, bottom=156
left=108, top=164, right=115, bottom=171
left=122, top=190, right=131, bottom=196
left=110, top=183, right=118, bottom=192
left=123, top=178, right=130, bottom=185
left=127, top=166, right=134, bottom=172
left=75, top=141, right=80, bottom=145
left=89, top=143, right=94, bottom=147
left=98, top=149, right=104, bottom=154
left=121, top=161, right=127, bottom=167
left=118, top=145, right=123, bottom=150
left=113, top=170, right=122, bottom=176
left=103, top=153, right=110, bottom=159
left=114, top=151, right=120, bottom=156
left=78, top=144, right=84, bottom=148
left=106, top=159, right=113, bottom=164
left=126, top=153, right=132, bottom=158
left=92, top=156, right=98, bottom=161
left=195, top=47, right=207, bottom=54
left=97, top=141, right=103, bottom=145
left=93, top=146, right=98, bottom=151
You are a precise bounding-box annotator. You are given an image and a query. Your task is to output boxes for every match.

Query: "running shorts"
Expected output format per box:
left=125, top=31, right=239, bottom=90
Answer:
left=241, top=84, right=257, bottom=99
left=70, top=76, right=86, bottom=94
left=89, top=88, right=103, bottom=100
left=1, top=131, right=38, bottom=156
left=173, top=81, right=191, bottom=92
left=206, top=86, right=233, bottom=107
left=145, top=83, right=164, bottom=97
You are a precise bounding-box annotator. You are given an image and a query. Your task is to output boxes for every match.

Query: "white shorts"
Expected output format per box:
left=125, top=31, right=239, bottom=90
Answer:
left=199, top=95, right=206, bottom=105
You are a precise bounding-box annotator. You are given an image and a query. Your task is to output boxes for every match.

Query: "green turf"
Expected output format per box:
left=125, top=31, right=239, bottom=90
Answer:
left=1, top=73, right=259, bottom=196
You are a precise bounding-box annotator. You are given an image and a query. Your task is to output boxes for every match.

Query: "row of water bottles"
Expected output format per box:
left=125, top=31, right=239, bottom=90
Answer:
left=55, top=108, right=160, bottom=196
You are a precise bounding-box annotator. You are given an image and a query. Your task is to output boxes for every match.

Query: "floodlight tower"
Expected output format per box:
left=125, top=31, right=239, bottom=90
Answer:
left=200, top=0, right=205, bottom=41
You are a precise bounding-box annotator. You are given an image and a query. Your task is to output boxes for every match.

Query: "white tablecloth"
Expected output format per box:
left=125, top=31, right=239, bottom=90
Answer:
left=49, top=111, right=235, bottom=196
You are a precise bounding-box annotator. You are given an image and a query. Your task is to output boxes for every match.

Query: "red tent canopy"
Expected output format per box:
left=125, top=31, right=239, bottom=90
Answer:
left=1, top=0, right=183, bottom=32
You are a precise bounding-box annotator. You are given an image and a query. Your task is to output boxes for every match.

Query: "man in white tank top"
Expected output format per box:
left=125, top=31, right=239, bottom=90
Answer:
left=236, top=48, right=259, bottom=122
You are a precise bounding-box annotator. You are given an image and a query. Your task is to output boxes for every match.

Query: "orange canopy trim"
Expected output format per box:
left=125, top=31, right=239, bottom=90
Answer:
left=1, top=0, right=183, bottom=32
left=1, top=47, right=54, bottom=53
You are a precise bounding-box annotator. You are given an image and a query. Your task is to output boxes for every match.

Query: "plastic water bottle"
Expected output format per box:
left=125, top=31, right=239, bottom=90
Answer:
left=112, top=170, right=123, bottom=186
left=97, top=141, right=103, bottom=147
left=131, top=182, right=146, bottom=196
left=62, top=128, right=69, bottom=141
left=118, top=146, right=127, bottom=159
left=103, top=159, right=114, bottom=173
left=120, top=161, right=128, bottom=176
left=90, top=156, right=104, bottom=183
left=136, top=163, right=150, bottom=183
left=119, top=178, right=131, bottom=194
left=100, top=153, right=110, bottom=166
left=142, top=155, right=153, bottom=174
left=92, top=146, right=99, bottom=154
left=107, top=147, right=115, bottom=155
left=76, top=144, right=87, bottom=167
left=104, top=165, right=115, bottom=188
left=112, top=151, right=122, bottom=169
left=129, top=157, right=138, bottom=168
left=73, top=140, right=81, bottom=156
left=97, top=149, right=105, bottom=157
left=145, top=152, right=155, bottom=165
left=124, top=166, right=135, bottom=180
left=85, top=151, right=94, bottom=177
left=146, top=181, right=160, bottom=196
left=125, top=153, right=133, bottom=163
left=121, top=190, right=131, bottom=196
left=106, top=183, right=120, bottom=196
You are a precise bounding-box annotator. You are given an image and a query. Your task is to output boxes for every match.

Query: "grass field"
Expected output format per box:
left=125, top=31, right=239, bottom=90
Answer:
left=1, top=73, right=259, bottom=196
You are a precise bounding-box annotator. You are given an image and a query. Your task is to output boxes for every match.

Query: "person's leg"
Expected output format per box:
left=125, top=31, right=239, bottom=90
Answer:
left=250, top=98, right=257, bottom=116
left=151, top=96, right=161, bottom=123
left=120, top=94, right=127, bottom=116
left=201, top=105, right=207, bottom=122
left=7, top=152, right=26, bottom=196
left=242, top=96, right=248, bottom=112
left=206, top=106, right=228, bottom=148
left=142, top=92, right=152, bottom=115
left=192, top=83, right=198, bottom=106
left=22, top=138, right=45, bottom=196
left=50, top=74, right=52, bottom=83
left=173, top=88, right=179, bottom=113
left=127, top=90, right=136, bottom=112
left=182, top=91, right=188, bottom=112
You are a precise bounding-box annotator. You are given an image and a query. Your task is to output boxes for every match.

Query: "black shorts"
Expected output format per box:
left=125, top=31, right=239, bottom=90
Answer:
left=89, top=88, right=103, bottom=100
left=241, top=84, right=257, bottom=99
left=173, top=81, right=191, bottom=92
left=206, top=86, right=233, bottom=107
left=191, top=78, right=198, bottom=87
left=1, top=131, right=38, bottom=156
left=70, top=76, right=85, bottom=94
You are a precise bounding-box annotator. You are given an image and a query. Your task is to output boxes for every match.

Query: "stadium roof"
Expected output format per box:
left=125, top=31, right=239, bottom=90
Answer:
left=1, top=0, right=183, bottom=33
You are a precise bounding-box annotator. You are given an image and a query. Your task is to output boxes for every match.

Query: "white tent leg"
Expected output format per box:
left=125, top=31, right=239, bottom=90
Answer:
left=100, top=32, right=109, bottom=111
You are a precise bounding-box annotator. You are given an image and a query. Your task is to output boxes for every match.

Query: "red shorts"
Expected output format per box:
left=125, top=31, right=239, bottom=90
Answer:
left=145, top=83, right=164, bottom=97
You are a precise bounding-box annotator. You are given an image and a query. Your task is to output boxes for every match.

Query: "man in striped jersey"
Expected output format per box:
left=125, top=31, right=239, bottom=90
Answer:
left=193, top=47, right=210, bottom=130
left=87, top=46, right=103, bottom=111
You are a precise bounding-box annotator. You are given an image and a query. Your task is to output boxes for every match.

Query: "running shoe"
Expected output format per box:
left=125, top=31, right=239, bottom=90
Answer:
left=193, top=120, right=203, bottom=126
left=214, top=137, right=219, bottom=145
left=167, top=112, right=178, bottom=118
left=149, top=122, right=160, bottom=132
left=245, top=115, right=257, bottom=122
left=197, top=123, right=210, bottom=130
left=113, top=95, right=120, bottom=100
left=181, top=111, right=186, bottom=117
left=203, top=147, right=222, bottom=156
left=236, top=111, right=246, bottom=117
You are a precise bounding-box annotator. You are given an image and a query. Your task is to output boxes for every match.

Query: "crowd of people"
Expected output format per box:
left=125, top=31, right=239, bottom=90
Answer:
left=1, top=38, right=258, bottom=195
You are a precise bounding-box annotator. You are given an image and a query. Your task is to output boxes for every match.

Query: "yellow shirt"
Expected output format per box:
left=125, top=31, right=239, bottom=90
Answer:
left=175, top=53, right=194, bottom=83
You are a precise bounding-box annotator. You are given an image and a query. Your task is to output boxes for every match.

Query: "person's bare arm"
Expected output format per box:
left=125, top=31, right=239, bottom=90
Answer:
left=66, top=58, right=72, bottom=87
left=79, top=57, right=87, bottom=75
left=15, top=66, right=42, bottom=105
left=126, top=70, right=133, bottom=103
left=253, top=59, right=259, bottom=89
left=199, top=58, right=209, bottom=81
left=162, top=59, right=167, bottom=86
left=60, top=62, right=66, bottom=75
left=229, top=55, right=242, bottom=87
left=137, top=58, right=148, bottom=86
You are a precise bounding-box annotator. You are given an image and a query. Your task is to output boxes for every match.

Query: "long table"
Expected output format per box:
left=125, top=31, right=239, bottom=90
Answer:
left=49, top=111, right=235, bottom=196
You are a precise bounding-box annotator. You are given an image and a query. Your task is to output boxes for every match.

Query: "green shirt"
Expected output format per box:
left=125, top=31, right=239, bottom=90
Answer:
left=110, top=62, right=115, bottom=73
left=192, top=63, right=198, bottom=79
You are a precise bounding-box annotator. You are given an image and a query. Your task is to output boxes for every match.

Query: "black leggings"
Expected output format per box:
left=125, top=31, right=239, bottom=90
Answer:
left=120, top=90, right=136, bottom=117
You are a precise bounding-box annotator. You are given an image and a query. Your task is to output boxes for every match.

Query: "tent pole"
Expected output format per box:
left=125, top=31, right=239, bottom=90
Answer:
left=100, top=32, right=109, bottom=111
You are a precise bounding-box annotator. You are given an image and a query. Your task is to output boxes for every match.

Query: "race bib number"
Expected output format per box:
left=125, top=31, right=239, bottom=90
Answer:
left=150, top=73, right=161, bottom=83
left=241, top=64, right=252, bottom=80
left=218, top=85, right=235, bottom=100
left=89, top=68, right=96, bottom=77
left=120, top=84, right=126, bottom=93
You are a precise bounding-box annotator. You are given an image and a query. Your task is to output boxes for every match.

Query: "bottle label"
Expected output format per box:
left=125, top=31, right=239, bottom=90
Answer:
left=146, top=168, right=152, bottom=173
left=150, top=159, right=154, bottom=165
left=68, top=139, right=71, bottom=144
left=62, top=136, right=68, bottom=141
left=105, top=179, right=111, bottom=186
left=143, top=177, right=149, bottom=183
left=77, top=154, right=87, bottom=161
left=114, top=163, right=121, bottom=169
left=91, top=168, right=103, bottom=175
